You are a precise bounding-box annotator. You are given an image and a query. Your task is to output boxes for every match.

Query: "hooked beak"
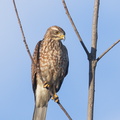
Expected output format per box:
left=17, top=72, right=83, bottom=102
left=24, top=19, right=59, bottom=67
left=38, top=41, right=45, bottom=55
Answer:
left=59, top=34, right=65, bottom=40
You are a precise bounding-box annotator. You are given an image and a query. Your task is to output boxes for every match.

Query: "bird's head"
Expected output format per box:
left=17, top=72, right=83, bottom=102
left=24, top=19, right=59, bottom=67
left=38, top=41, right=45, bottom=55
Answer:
left=44, top=26, right=65, bottom=41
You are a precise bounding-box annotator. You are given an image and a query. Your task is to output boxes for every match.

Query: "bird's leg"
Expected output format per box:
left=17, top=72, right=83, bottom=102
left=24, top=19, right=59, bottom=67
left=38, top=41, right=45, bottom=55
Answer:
left=52, top=93, right=59, bottom=103
left=44, top=82, right=59, bottom=103
left=51, top=86, right=59, bottom=103
left=43, top=81, right=50, bottom=89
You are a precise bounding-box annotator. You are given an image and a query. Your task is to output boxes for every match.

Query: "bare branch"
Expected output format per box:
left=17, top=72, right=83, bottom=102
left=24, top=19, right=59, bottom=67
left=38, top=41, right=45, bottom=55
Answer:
left=57, top=102, right=72, bottom=120
left=91, top=0, right=100, bottom=58
left=97, top=39, right=120, bottom=61
left=13, top=0, right=33, bottom=63
left=13, top=0, right=72, bottom=119
left=62, top=0, right=89, bottom=57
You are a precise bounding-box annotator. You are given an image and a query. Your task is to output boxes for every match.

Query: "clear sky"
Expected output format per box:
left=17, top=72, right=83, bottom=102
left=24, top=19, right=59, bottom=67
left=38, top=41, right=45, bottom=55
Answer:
left=0, top=0, right=120, bottom=120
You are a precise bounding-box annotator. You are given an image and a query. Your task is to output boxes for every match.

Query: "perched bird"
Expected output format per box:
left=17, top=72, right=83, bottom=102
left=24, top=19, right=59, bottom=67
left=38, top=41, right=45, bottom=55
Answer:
left=32, top=26, right=69, bottom=120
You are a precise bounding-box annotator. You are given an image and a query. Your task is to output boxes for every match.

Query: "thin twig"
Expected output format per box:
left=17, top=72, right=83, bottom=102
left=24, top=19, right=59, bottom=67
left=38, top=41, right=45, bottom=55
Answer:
left=97, top=39, right=120, bottom=61
left=62, top=0, right=90, bottom=57
left=13, top=0, right=33, bottom=63
left=13, top=0, right=72, bottom=120
left=57, top=102, right=72, bottom=120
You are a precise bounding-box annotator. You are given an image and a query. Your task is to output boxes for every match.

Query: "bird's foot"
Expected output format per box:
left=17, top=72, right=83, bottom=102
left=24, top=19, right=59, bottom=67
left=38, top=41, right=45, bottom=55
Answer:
left=43, top=81, right=50, bottom=89
left=51, top=94, right=59, bottom=103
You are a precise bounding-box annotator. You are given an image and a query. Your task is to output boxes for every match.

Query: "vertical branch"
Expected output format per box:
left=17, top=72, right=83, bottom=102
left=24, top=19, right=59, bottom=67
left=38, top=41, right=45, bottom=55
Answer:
left=87, top=0, right=100, bottom=120
left=88, top=60, right=97, bottom=120
left=91, top=0, right=100, bottom=58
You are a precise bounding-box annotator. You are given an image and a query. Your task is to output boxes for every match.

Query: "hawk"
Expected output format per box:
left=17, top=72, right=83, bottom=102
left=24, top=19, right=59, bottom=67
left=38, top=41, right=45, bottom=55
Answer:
left=32, top=26, right=69, bottom=120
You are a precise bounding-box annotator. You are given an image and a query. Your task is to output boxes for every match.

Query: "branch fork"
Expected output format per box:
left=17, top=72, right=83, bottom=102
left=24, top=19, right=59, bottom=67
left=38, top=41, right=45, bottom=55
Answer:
left=62, top=1, right=120, bottom=120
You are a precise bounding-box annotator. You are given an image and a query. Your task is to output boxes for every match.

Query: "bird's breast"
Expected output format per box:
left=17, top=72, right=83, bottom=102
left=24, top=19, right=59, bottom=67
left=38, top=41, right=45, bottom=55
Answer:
left=39, top=42, right=66, bottom=83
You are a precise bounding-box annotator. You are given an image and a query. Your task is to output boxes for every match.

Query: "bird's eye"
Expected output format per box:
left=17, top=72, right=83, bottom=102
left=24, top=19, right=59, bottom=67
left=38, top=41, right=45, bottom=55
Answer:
left=54, top=31, right=59, bottom=34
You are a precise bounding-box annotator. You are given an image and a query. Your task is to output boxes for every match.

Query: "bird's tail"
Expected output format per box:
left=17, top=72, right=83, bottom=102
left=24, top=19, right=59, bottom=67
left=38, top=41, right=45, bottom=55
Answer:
left=32, top=106, right=47, bottom=120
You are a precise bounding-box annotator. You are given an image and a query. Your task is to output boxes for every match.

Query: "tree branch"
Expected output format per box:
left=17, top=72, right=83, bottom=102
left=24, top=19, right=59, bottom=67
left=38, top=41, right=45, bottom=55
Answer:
left=13, top=0, right=72, bottom=120
left=87, top=0, right=100, bottom=120
left=12, top=0, right=33, bottom=63
left=62, top=0, right=90, bottom=57
left=91, top=0, right=100, bottom=58
left=57, top=102, right=72, bottom=120
left=97, top=40, right=120, bottom=61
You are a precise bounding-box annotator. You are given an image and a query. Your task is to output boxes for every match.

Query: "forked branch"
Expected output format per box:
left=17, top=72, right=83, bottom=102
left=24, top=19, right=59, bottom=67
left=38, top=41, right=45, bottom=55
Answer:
left=87, top=1, right=100, bottom=120
left=12, top=0, right=72, bottom=120
left=62, top=1, right=119, bottom=120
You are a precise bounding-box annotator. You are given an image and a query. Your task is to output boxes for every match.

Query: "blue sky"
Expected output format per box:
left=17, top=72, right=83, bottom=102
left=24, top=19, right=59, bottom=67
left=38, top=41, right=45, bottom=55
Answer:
left=0, top=0, right=120, bottom=120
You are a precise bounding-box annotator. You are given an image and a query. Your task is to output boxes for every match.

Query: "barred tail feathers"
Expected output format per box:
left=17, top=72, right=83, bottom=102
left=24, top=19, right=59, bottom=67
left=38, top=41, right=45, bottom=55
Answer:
left=32, top=106, right=47, bottom=120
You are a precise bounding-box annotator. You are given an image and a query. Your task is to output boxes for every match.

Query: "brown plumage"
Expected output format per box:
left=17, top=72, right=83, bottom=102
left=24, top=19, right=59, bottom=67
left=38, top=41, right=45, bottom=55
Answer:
left=32, top=26, right=69, bottom=120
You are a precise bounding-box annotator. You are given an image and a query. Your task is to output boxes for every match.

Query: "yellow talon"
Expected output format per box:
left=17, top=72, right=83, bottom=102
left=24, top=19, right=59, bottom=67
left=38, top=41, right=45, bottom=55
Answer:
left=55, top=98, right=59, bottom=103
left=51, top=94, right=59, bottom=103
left=43, top=81, right=50, bottom=89
left=51, top=97, right=54, bottom=100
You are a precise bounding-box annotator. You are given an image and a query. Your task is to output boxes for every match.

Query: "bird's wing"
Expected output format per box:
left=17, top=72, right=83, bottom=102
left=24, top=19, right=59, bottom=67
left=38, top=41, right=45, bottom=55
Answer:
left=31, top=41, right=41, bottom=93
left=55, top=45, right=69, bottom=92
left=55, top=62, right=69, bottom=92
left=32, top=41, right=49, bottom=120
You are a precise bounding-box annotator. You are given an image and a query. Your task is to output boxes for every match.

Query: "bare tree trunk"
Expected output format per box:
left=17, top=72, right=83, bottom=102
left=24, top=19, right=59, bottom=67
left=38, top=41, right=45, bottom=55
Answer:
left=87, top=0, right=100, bottom=120
left=87, top=60, right=97, bottom=120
